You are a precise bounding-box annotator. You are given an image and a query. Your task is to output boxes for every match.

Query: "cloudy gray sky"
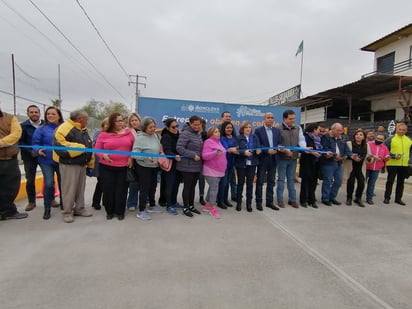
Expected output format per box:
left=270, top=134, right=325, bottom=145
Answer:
left=0, top=0, right=411, bottom=115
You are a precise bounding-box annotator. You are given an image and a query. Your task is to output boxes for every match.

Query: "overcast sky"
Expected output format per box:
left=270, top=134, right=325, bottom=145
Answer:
left=1, top=0, right=411, bottom=115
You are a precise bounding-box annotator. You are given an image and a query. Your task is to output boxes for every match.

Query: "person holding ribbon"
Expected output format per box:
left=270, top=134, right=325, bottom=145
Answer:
left=299, top=123, right=322, bottom=208
left=235, top=121, right=260, bottom=212
left=133, top=117, right=162, bottom=220
left=95, top=112, right=134, bottom=220
left=32, top=106, right=64, bottom=219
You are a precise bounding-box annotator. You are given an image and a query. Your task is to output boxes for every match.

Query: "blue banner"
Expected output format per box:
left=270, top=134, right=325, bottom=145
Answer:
left=138, top=97, right=301, bottom=131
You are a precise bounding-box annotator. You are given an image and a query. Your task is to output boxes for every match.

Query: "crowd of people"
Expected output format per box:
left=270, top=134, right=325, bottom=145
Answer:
left=0, top=104, right=411, bottom=223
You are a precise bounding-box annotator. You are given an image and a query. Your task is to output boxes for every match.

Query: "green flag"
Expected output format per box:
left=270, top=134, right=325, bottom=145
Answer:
left=295, top=40, right=304, bottom=56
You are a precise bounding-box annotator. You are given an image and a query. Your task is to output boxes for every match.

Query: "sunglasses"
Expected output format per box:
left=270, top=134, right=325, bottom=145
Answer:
left=170, top=125, right=179, bottom=129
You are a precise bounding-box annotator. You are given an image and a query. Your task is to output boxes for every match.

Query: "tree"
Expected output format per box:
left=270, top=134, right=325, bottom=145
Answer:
left=51, top=98, right=61, bottom=108
left=81, top=99, right=129, bottom=120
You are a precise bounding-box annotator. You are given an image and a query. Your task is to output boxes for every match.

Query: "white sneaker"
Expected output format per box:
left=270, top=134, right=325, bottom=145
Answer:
left=136, top=210, right=152, bottom=221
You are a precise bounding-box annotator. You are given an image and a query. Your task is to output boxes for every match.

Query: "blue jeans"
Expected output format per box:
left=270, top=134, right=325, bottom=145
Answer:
left=321, top=162, right=343, bottom=202
left=127, top=181, right=139, bottom=208
left=276, top=159, right=297, bottom=202
left=39, top=163, right=61, bottom=210
left=218, top=166, right=235, bottom=203
left=365, top=170, right=379, bottom=201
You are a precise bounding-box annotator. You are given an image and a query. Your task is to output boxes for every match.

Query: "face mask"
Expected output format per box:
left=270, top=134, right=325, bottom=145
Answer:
left=375, top=140, right=383, bottom=145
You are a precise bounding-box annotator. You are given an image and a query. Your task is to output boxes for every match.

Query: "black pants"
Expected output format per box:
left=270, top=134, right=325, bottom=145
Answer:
left=236, top=165, right=256, bottom=206
left=0, top=158, right=20, bottom=216
left=136, top=165, right=158, bottom=211
left=347, top=167, right=365, bottom=199
left=92, top=176, right=103, bottom=207
left=164, top=167, right=181, bottom=207
left=255, top=158, right=276, bottom=205
left=22, top=156, right=38, bottom=203
left=99, top=164, right=128, bottom=216
left=384, top=166, right=408, bottom=200
left=180, top=172, right=199, bottom=207
left=300, top=174, right=318, bottom=205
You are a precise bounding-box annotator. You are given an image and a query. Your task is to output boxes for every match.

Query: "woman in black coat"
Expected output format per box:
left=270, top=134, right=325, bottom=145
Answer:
left=299, top=123, right=322, bottom=208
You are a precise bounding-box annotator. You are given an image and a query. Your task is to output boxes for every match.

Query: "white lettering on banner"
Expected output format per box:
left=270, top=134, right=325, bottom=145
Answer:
left=161, top=115, right=190, bottom=123
left=236, top=105, right=266, bottom=117
left=181, top=104, right=220, bottom=114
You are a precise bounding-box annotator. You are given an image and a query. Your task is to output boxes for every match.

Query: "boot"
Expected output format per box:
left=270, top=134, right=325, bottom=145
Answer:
left=345, top=198, right=352, bottom=206
left=199, top=195, right=206, bottom=206
left=236, top=202, right=241, bottom=211
left=246, top=202, right=252, bottom=213
left=43, top=209, right=51, bottom=220
left=354, top=198, right=365, bottom=207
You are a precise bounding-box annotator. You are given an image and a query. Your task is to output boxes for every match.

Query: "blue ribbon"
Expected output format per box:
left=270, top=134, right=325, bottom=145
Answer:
left=18, top=144, right=332, bottom=158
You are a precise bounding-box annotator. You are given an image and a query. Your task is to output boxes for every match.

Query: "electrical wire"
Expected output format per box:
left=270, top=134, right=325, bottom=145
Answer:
left=0, top=0, right=105, bottom=86
left=75, top=0, right=132, bottom=83
left=28, top=0, right=127, bottom=100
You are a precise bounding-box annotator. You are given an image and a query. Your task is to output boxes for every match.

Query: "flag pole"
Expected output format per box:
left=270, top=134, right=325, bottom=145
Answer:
left=299, top=47, right=304, bottom=99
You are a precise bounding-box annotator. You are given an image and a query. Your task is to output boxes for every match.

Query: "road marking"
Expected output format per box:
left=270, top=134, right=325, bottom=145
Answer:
left=262, top=213, right=395, bottom=309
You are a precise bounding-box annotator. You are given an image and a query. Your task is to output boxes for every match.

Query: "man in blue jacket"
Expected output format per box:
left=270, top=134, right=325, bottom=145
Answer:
left=20, top=105, right=43, bottom=211
left=320, top=123, right=354, bottom=206
left=255, top=112, right=282, bottom=211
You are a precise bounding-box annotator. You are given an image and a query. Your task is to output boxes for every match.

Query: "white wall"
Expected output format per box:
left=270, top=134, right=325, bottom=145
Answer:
left=374, top=35, right=412, bottom=75
left=368, top=91, right=405, bottom=120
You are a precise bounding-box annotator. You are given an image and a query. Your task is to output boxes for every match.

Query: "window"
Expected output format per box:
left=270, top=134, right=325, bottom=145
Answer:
left=409, top=45, right=412, bottom=68
left=377, top=52, right=395, bottom=74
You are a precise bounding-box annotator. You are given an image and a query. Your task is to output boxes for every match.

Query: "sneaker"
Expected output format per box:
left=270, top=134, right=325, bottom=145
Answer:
left=136, top=210, right=152, bottom=221
left=202, top=204, right=213, bottom=212
left=189, top=206, right=201, bottom=215
left=209, top=207, right=221, bottom=219
left=166, top=206, right=178, bottom=215
left=173, top=203, right=184, bottom=209
left=63, top=214, right=74, bottom=223
left=128, top=206, right=136, bottom=211
left=183, top=208, right=193, bottom=218
left=147, top=205, right=163, bottom=213
left=1, top=211, right=28, bottom=220
left=51, top=200, right=60, bottom=208
left=25, top=202, right=36, bottom=211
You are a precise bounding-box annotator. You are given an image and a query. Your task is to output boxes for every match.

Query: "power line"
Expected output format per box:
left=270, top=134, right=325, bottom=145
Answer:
left=15, top=62, right=38, bottom=80
left=28, top=0, right=127, bottom=100
left=0, top=0, right=104, bottom=85
left=74, top=0, right=132, bottom=83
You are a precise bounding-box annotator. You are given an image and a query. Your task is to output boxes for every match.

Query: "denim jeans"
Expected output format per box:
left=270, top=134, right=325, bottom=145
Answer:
left=127, top=181, right=139, bottom=208
left=365, top=170, right=379, bottom=201
left=276, top=159, right=297, bottom=202
left=39, top=163, right=60, bottom=210
left=218, top=166, right=235, bottom=203
left=23, top=157, right=38, bottom=203
left=321, top=162, right=343, bottom=202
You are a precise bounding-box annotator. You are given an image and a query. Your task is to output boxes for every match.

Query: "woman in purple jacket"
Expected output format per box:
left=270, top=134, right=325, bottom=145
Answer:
left=201, top=127, right=227, bottom=219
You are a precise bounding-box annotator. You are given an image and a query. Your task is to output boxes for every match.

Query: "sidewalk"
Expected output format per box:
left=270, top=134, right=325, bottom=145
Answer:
left=1, top=176, right=412, bottom=308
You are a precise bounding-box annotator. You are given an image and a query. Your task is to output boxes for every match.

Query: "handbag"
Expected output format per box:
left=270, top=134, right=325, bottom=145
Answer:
left=158, top=152, right=173, bottom=172
left=126, top=167, right=137, bottom=182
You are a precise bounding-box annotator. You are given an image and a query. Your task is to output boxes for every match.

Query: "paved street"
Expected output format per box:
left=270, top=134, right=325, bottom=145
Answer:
left=1, top=177, right=411, bottom=309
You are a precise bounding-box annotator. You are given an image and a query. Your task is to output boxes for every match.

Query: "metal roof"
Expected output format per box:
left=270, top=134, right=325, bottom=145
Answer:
left=283, top=75, right=411, bottom=107
left=361, top=23, right=412, bottom=52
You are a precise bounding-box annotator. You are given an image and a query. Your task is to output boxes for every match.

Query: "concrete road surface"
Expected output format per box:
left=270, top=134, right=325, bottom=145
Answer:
left=1, top=177, right=411, bottom=309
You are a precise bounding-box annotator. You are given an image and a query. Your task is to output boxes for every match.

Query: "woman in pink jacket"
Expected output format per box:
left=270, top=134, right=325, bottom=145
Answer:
left=365, top=134, right=390, bottom=204
left=95, top=113, right=134, bottom=220
left=201, top=127, right=227, bottom=219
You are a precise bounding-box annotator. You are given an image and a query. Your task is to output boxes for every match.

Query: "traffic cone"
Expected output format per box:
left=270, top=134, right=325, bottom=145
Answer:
left=36, top=175, right=60, bottom=198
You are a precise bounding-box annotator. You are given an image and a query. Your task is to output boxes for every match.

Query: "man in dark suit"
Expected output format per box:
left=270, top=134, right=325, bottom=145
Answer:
left=255, top=112, right=281, bottom=211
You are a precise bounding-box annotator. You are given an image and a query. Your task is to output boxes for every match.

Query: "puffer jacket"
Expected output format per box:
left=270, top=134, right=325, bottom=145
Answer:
left=176, top=126, right=203, bottom=173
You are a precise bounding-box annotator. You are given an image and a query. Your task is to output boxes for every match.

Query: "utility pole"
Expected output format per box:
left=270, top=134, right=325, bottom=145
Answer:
left=11, top=54, right=16, bottom=115
left=128, top=74, right=147, bottom=113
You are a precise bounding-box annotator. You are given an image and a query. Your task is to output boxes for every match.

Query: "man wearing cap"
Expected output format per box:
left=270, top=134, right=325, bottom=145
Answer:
left=0, top=107, right=28, bottom=220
